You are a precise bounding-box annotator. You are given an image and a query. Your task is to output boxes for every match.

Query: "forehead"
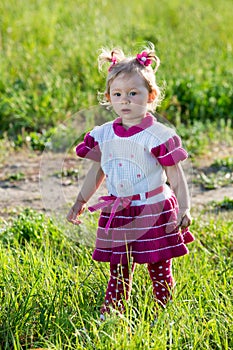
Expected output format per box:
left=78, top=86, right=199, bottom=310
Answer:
left=110, top=72, right=147, bottom=90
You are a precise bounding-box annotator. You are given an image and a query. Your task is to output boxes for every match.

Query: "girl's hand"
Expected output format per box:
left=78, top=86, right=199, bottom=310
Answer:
left=66, top=200, right=86, bottom=225
left=177, top=209, right=192, bottom=229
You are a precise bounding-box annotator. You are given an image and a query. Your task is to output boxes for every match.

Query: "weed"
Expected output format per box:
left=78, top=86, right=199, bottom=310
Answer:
left=4, top=172, right=26, bottom=182
left=194, top=155, right=233, bottom=189
left=195, top=171, right=233, bottom=190
left=212, top=157, right=233, bottom=171
left=0, top=208, right=64, bottom=247
left=211, top=196, right=233, bottom=210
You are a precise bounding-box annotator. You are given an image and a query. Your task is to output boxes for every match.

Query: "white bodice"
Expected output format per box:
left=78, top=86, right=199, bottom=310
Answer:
left=90, top=121, right=176, bottom=201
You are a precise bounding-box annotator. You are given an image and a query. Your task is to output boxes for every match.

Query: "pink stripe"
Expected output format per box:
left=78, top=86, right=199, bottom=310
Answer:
left=111, top=233, right=178, bottom=243
left=113, top=243, right=184, bottom=254
left=96, top=248, right=113, bottom=253
left=98, top=221, right=176, bottom=231
left=95, top=243, right=184, bottom=255
left=157, top=147, right=183, bottom=158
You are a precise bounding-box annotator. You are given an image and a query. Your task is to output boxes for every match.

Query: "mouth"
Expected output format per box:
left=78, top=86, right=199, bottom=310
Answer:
left=121, top=108, right=131, bottom=113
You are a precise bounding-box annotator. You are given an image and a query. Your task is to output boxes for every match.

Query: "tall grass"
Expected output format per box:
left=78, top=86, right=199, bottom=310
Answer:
left=0, top=0, right=233, bottom=136
left=0, top=209, right=232, bottom=349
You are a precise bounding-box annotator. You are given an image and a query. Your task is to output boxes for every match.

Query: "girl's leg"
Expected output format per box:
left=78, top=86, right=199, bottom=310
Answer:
left=147, top=259, right=174, bottom=308
left=100, top=262, right=136, bottom=318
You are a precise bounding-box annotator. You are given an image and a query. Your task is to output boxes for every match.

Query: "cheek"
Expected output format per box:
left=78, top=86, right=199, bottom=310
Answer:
left=111, top=98, right=120, bottom=105
left=133, top=96, right=148, bottom=105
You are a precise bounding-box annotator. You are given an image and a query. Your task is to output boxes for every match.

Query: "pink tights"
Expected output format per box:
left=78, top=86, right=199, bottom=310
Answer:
left=147, top=259, right=174, bottom=307
left=100, top=262, right=136, bottom=315
left=100, top=259, right=174, bottom=316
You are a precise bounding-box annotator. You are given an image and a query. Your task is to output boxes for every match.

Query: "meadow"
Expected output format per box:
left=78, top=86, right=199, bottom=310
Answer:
left=0, top=208, right=232, bottom=349
left=0, top=0, right=233, bottom=349
left=0, top=0, right=233, bottom=139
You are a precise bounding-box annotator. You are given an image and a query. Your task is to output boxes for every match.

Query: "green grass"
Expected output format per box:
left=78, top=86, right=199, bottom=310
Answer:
left=0, top=208, right=232, bottom=349
left=0, top=0, right=233, bottom=137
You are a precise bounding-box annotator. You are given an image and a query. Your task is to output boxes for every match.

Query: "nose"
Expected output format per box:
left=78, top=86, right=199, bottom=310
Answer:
left=121, top=94, right=130, bottom=104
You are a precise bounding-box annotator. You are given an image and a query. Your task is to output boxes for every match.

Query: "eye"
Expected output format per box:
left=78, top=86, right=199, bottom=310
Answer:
left=129, top=91, right=137, bottom=96
left=113, top=92, right=121, bottom=97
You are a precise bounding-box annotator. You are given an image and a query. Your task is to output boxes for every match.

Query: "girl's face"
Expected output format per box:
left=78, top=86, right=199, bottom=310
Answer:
left=106, top=73, right=156, bottom=126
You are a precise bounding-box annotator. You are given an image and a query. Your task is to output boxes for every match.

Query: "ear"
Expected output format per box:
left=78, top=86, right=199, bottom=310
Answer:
left=105, top=92, right=111, bottom=102
left=147, top=89, right=157, bottom=103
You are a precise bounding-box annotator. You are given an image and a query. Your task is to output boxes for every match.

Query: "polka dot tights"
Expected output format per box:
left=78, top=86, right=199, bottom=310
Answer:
left=147, top=259, right=174, bottom=307
left=100, top=259, right=174, bottom=317
left=100, top=262, right=136, bottom=316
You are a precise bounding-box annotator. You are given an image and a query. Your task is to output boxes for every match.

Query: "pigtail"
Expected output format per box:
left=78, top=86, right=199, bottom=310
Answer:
left=147, top=51, right=160, bottom=73
left=137, top=42, right=160, bottom=73
left=98, top=47, right=125, bottom=71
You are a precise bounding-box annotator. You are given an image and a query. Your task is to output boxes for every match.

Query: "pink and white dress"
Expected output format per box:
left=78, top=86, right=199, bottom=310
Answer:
left=76, top=113, right=194, bottom=265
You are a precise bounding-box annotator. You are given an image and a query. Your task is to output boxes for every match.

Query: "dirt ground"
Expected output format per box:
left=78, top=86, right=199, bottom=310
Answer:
left=0, top=144, right=232, bottom=220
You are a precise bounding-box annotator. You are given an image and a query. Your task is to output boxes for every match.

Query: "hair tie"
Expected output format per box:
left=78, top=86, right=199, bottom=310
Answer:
left=136, top=51, right=152, bottom=67
left=108, top=56, right=117, bottom=72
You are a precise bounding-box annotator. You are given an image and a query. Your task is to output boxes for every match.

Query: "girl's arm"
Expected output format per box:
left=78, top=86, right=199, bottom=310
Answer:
left=164, top=163, right=192, bottom=229
left=67, top=161, right=105, bottom=225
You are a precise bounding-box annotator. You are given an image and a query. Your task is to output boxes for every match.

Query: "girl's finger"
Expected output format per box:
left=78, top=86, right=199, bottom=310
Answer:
left=71, top=219, right=82, bottom=225
left=180, top=216, right=191, bottom=228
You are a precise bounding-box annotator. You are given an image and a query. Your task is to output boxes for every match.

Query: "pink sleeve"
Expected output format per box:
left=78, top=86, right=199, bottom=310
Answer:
left=151, top=135, right=188, bottom=166
left=76, top=132, right=101, bottom=162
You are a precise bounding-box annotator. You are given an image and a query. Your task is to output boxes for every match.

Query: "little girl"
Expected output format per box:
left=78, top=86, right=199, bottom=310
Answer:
left=67, top=43, right=194, bottom=320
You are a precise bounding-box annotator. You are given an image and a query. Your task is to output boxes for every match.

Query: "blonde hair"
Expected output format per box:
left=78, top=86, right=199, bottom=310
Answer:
left=98, top=42, right=162, bottom=110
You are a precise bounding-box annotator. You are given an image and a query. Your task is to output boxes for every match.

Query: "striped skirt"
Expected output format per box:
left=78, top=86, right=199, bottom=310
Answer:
left=92, top=194, right=194, bottom=265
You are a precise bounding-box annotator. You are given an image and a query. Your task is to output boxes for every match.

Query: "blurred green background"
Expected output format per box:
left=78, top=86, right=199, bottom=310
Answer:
left=0, top=0, right=232, bottom=138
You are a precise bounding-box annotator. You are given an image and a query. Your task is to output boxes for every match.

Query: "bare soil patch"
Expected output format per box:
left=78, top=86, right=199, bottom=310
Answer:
left=0, top=146, right=232, bottom=219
